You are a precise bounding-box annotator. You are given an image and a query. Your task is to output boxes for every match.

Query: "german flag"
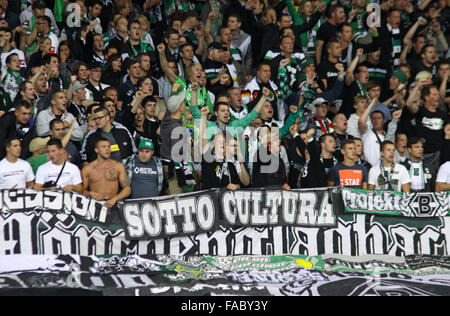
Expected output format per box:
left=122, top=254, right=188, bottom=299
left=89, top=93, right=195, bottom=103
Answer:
left=241, top=90, right=251, bottom=98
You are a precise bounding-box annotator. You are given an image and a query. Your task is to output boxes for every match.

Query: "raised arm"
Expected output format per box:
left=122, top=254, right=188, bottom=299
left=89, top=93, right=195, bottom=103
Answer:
left=345, top=48, right=363, bottom=86
left=157, top=43, right=178, bottom=84
left=406, top=78, right=430, bottom=114
left=358, top=98, right=376, bottom=135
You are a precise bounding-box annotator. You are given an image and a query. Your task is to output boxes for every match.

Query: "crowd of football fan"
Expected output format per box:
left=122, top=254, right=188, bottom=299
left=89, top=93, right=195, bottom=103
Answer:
left=0, top=0, right=448, bottom=207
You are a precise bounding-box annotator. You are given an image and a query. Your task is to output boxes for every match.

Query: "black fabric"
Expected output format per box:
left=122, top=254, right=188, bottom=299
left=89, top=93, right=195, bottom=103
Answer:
left=251, top=147, right=287, bottom=187
left=201, top=159, right=240, bottom=190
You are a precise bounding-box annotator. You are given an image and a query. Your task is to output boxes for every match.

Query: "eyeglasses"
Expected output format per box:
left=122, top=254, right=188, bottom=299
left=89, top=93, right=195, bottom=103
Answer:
left=93, top=115, right=106, bottom=121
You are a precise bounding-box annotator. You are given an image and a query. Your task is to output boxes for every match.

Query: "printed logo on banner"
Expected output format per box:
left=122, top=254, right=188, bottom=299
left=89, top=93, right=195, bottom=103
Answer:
left=342, top=188, right=450, bottom=217
left=402, top=192, right=449, bottom=217
left=0, top=190, right=110, bottom=224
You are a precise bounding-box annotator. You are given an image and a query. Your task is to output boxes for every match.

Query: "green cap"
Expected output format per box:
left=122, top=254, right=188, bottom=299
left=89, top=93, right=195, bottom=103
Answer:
left=139, top=138, right=154, bottom=150
left=392, top=69, right=407, bottom=84
left=301, top=57, right=314, bottom=69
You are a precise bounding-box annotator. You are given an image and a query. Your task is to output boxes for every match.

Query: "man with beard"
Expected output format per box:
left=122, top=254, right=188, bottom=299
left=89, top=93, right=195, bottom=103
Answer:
left=124, top=138, right=163, bottom=199
left=411, top=45, right=438, bottom=80
left=81, top=137, right=131, bottom=208
left=368, top=140, right=411, bottom=192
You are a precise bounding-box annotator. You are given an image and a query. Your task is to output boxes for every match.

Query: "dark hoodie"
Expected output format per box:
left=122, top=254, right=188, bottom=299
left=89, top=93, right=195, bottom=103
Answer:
left=251, top=145, right=287, bottom=188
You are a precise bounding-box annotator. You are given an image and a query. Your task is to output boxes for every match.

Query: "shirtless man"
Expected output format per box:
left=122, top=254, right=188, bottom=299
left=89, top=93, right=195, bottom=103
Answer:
left=81, top=137, right=131, bottom=208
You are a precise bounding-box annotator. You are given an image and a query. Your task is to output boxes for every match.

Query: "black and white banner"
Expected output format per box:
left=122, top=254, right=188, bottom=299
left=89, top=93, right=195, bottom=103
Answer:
left=120, top=188, right=339, bottom=240
left=1, top=254, right=450, bottom=296
left=0, top=189, right=110, bottom=224
left=342, top=188, right=450, bottom=217
left=120, top=190, right=220, bottom=240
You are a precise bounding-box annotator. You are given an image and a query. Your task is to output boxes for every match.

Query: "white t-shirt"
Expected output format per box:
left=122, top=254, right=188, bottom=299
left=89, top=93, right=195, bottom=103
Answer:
left=368, top=163, right=411, bottom=191
left=436, top=161, right=450, bottom=184
left=347, top=114, right=372, bottom=139
left=35, top=161, right=82, bottom=189
left=362, top=129, right=385, bottom=167
left=0, top=158, right=35, bottom=189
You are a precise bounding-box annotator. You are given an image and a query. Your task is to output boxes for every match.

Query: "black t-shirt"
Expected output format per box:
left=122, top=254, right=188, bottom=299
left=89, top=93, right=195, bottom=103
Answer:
left=328, top=162, right=368, bottom=189
left=414, top=106, right=449, bottom=154
left=412, top=62, right=438, bottom=80
left=317, top=60, right=340, bottom=89
left=317, top=21, right=338, bottom=46
left=340, top=81, right=363, bottom=118
left=201, top=159, right=240, bottom=190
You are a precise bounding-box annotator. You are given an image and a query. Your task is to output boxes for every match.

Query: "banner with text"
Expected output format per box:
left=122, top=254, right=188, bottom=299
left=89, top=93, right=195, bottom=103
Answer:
left=0, top=189, right=110, bottom=224
left=342, top=188, right=450, bottom=217
left=120, top=188, right=339, bottom=240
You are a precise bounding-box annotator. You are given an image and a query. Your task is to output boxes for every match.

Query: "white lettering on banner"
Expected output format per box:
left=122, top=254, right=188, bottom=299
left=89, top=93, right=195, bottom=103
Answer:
left=24, top=191, right=44, bottom=209
left=317, top=192, right=335, bottom=226
left=124, top=195, right=218, bottom=238
left=43, top=191, right=63, bottom=210
left=3, top=190, right=25, bottom=210
left=157, top=201, right=178, bottom=235
left=222, top=191, right=237, bottom=225
left=142, top=203, right=162, bottom=237
left=297, top=193, right=317, bottom=225
left=3, top=212, right=450, bottom=256
left=123, top=204, right=144, bottom=238
left=282, top=191, right=297, bottom=225
left=265, top=191, right=281, bottom=225
left=250, top=191, right=266, bottom=225
left=221, top=190, right=336, bottom=228
left=177, top=198, right=196, bottom=234
left=235, top=191, right=251, bottom=225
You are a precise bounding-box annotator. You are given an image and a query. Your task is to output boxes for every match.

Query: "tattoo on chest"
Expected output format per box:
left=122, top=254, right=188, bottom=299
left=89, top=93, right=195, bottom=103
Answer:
left=104, top=167, right=117, bottom=181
